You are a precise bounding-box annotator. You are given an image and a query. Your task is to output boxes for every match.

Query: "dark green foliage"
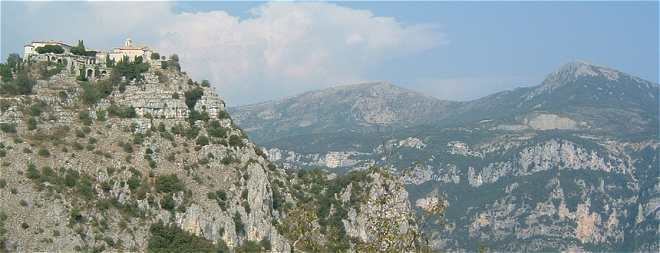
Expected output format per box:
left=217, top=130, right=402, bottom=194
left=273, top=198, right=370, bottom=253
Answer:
left=37, top=147, right=50, bottom=157
left=229, top=135, right=244, bottom=147
left=208, top=120, right=227, bottom=138
left=26, top=162, right=40, bottom=180
left=1, top=68, right=35, bottom=95
left=69, top=208, right=84, bottom=225
left=79, top=111, right=93, bottom=126
left=0, top=64, right=12, bottom=82
left=30, top=103, right=44, bottom=116
left=113, top=55, right=149, bottom=81
left=64, top=169, right=80, bottom=188
left=188, top=110, right=209, bottom=123
left=160, top=194, right=176, bottom=211
left=150, top=52, right=160, bottom=60
left=81, top=81, right=113, bottom=105
left=146, top=222, right=217, bottom=253
left=155, top=174, right=184, bottom=193
left=70, top=40, right=87, bottom=56
left=0, top=179, right=6, bottom=188
left=36, top=45, right=64, bottom=54
left=184, top=126, right=199, bottom=140
left=201, top=80, right=210, bottom=87
left=196, top=135, right=209, bottom=146
left=0, top=123, right=16, bottom=133
left=217, top=110, right=230, bottom=120
left=184, top=88, right=204, bottom=110
left=108, top=104, right=137, bottom=118
left=233, top=212, right=245, bottom=236
left=27, top=117, right=38, bottom=130
left=77, top=175, right=95, bottom=199
left=208, top=190, right=228, bottom=211
left=96, top=110, right=107, bottom=121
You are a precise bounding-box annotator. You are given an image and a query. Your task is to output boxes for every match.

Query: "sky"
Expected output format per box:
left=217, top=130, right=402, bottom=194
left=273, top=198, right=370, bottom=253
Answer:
left=1, top=1, right=658, bottom=106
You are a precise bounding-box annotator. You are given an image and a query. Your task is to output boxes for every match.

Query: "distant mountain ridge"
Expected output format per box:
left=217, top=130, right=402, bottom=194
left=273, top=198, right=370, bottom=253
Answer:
left=231, top=61, right=659, bottom=143
left=228, top=61, right=660, bottom=252
left=229, top=81, right=460, bottom=143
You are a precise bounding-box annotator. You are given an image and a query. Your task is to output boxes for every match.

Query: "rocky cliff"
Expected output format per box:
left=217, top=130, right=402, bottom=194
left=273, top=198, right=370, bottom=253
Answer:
left=0, top=54, right=424, bottom=252
left=230, top=61, right=660, bottom=252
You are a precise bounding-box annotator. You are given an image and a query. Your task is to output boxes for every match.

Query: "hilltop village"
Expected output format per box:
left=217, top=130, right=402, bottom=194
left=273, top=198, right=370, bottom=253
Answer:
left=22, top=38, right=164, bottom=81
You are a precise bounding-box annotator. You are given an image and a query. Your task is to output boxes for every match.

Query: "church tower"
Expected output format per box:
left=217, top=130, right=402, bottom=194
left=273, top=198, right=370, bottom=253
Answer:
left=124, top=38, right=133, bottom=48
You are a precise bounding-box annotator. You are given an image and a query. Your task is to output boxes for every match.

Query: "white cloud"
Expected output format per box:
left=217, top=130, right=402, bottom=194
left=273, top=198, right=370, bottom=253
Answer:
left=2, top=1, right=445, bottom=105
left=156, top=2, right=445, bottom=105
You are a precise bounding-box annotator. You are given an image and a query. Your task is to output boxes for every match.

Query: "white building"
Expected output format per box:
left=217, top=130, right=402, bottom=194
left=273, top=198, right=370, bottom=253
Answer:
left=107, top=38, right=155, bottom=63
left=23, top=40, right=72, bottom=59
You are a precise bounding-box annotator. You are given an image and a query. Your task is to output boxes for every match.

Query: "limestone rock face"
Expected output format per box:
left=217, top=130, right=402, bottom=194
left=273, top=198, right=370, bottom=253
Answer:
left=342, top=172, right=420, bottom=252
left=0, top=63, right=290, bottom=252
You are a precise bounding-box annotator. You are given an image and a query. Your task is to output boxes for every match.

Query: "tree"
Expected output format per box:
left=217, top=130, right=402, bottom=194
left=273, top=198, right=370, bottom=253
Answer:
left=6, top=54, right=22, bottom=71
left=150, top=52, right=160, bottom=60
left=70, top=40, right=86, bottom=56
left=13, top=70, right=35, bottom=95
left=36, top=45, right=64, bottom=54
left=0, top=64, right=11, bottom=82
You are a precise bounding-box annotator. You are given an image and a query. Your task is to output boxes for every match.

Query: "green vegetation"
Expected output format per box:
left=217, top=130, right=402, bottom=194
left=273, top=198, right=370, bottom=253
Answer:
left=107, top=104, right=137, bottom=118
left=155, top=174, right=184, bottom=193
left=78, top=111, right=93, bottom=126
left=207, top=190, right=228, bottom=211
left=184, top=87, right=204, bottom=110
left=70, top=40, right=97, bottom=57
left=196, top=135, right=209, bottom=146
left=208, top=120, right=227, bottom=138
left=233, top=212, right=245, bottom=236
left=81, top=80, right=113, bottom=105
left=27, top=117, right=37, bottom=130
left=146, top=222, right=217, bottom=253
left=114, top=55, right=149, bottom=81
left=0, top=56, right=34, bottom=95
left=36, top=45, right=64, bottom=54
left=0, top=123, right=17, bottom=133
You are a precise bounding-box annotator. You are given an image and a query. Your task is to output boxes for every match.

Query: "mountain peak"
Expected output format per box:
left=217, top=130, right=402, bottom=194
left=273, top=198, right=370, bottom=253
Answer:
left=544, top=60, right=622, bottom=85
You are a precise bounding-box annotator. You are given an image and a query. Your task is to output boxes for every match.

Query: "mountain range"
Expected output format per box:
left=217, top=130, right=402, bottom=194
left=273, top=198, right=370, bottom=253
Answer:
left=229, top=61, right=660, bottom=251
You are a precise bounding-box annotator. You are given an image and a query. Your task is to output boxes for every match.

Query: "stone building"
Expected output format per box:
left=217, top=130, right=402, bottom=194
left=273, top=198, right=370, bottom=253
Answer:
left=107, top=38, right=155, bottom=63
left=23, top=40, right=72, bottom=59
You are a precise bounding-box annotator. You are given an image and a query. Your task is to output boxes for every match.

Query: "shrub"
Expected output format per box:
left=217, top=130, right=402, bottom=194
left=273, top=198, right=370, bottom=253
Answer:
left=0, top=179, right=6, bottom=188
left=37, top=147, right=50, bottom=157
left=208, top=121, right=227, bottom=138
left=217, top=110, right=230, bottom=120
left=26, top=162, right=40, bottom=180
left=233, top=212, right=245, bottom=236
left=146, top=222, right=217, bottom=253
left=150, top=52, right=160, bottom=60
left=114, top=55, right=149, bottom=81
left=160, top=194, right=176, bottom=211
left=27, top=117, right=38, bottom=130
left=184, top=88, right=204, bottom=110
left=79, top=111, right=93, bottom=126
left=96, top=110, right=107, bottom=121
left=155, top=174, right=184, bottom=193
left=81, top=81, right=113, bottom=105
left=30, top=103, right=44, bottom=116
left=196, top=135, right=209, bottom=146
left=108, top=104, right=136, bottom=118
left=229, top=135, right=244, bottom=147
left=0, top=123, right=17, bottom=133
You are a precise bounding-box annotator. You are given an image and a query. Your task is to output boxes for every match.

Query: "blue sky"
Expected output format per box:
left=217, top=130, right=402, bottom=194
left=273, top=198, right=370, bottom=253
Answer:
left=1, top=1, right=658, bottom=105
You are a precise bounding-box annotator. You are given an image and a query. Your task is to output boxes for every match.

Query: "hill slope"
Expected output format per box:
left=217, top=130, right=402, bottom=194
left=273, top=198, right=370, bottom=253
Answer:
left=229, top=61, right=660, bottom=251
